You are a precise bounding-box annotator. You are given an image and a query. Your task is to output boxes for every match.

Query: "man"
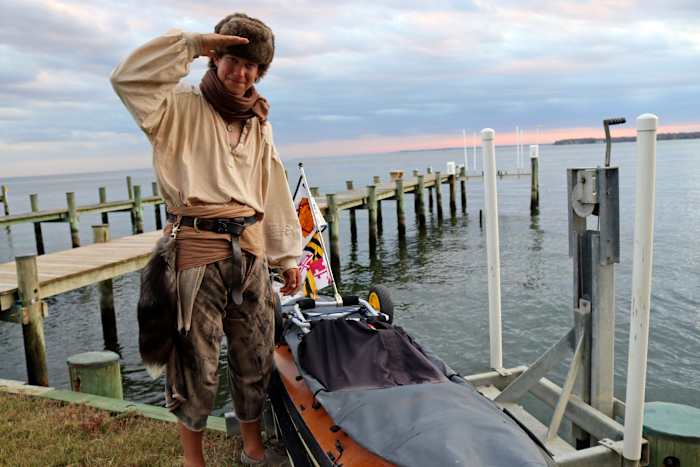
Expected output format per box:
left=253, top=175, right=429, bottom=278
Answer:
left=111, top=13, right=301, bottom=466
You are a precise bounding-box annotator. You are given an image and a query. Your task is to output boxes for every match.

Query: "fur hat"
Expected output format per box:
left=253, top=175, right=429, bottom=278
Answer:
left=210, top=13, right=275, bottom=79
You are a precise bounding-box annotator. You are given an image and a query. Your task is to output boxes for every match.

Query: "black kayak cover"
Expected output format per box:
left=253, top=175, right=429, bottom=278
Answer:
left=286, top=319, right=554, bottom=467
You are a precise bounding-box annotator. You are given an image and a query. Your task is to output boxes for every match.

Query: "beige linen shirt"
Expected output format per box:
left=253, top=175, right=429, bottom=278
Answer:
left=111, top=30, right=301, bottom=271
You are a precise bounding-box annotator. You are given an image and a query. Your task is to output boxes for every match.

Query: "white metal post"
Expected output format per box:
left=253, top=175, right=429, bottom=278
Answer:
left=472, top=131, right=477, bottom=171
left=622, top=114, right=658, bottom=464
left=481, top=128, right=503, bottom=370
left=462, top=129, right=469, bottom=175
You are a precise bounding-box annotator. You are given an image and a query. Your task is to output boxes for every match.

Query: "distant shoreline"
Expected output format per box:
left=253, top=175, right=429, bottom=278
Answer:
left=554, top=131, right=700, bottom=145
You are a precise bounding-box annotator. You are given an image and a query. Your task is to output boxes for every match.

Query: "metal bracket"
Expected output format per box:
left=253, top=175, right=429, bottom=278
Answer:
left=495, top=367, right=512, bottom=377
left=572, top=169, right=598, bottom=218
left=2, top=301, right=49, bottom=324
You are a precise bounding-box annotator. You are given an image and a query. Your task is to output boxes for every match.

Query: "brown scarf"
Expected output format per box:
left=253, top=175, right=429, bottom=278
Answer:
left=199, top=69, right=269, bottom=123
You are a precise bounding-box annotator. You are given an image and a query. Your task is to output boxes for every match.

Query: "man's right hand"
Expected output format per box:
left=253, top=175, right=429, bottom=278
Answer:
left=198, top=33, right=249, bottom=58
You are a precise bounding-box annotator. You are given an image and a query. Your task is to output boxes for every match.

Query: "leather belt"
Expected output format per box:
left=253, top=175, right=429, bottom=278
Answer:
left=167, top=214, right=258, bottom=305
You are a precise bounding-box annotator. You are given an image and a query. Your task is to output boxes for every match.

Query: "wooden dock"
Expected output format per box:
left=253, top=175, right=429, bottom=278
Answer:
left=0, top=164, right=539, bottom=387
left=0, top=230, right=161, bottom=314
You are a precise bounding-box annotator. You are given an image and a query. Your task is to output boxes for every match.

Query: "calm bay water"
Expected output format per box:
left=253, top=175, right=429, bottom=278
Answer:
left=1, top=139, right=699, bottom=414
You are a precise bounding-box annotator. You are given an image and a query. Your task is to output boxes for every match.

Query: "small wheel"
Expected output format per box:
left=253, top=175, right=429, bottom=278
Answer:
left=273, top=293, right=284, bottom=344
left=368, top=285, right=394, bottom=324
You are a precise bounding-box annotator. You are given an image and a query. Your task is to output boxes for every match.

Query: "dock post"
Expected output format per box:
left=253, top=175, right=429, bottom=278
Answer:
left=427, top=167, right=434, bottom=212
left=16, top=255, right=49, bottom=386
left=448, top=173, right=457, bottom=218
left=416, top=175, right=426, bottom=228
left=460, top=166, right=467, bottom=214
left=481, top=128, right=503, bottom=370
left=435, top=171, right=444, bottom=221
left=1, top=185, right=9, bottom=216
left=68, top=351, right=123, bottom=399
left=530, top=145, right=540, bottom=215
left=29, top=194, right=45, bottom=255
left=93, top=225, right=118, bottom=352
left=345, top=181, right=357, bottom=243
left=98, top=187, right=109, bottom=225
left=132, top=185, right=145, bottom=234
left=643, top=402, right=700, bottom=467
left=373, top=176, right=383, bottom=235
left=152, top=182, right=163, bottom=230
left=2, top=185, right=10, bottom=232
left=310, top=187, right=320, bottom=198
left=126, top=176, right=135, bottom=228
left=622, top=114, right=658, bottom=466
left=367, top=185, right=378, bottom=256
left=395, top=178, right=406, bottom=240
left=66, top=192, right=80, bottom=248
left=325, top=194, right=341, bottom=281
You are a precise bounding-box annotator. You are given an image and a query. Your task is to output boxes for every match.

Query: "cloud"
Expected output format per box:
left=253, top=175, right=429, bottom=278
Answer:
left=1, top=0, right=699, bottom=176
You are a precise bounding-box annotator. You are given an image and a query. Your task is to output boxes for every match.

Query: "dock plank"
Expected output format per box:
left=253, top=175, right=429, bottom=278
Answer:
left=0, top=230, right=160, bottom=311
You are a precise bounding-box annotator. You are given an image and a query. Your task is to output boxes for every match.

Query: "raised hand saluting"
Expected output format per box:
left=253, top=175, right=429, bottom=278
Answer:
left=198, top=33, right=249, bottom=57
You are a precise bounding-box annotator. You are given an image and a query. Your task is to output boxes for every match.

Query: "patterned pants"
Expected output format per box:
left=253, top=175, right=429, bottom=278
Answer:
left=165, top=253, right=274, bottom=431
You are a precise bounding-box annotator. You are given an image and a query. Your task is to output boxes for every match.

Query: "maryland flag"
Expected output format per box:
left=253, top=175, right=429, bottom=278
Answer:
left=293, top=171, right=333, bottom=299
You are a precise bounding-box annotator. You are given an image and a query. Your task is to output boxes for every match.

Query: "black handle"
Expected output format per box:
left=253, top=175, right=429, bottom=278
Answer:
left=604, top=118, right=626, bottom=126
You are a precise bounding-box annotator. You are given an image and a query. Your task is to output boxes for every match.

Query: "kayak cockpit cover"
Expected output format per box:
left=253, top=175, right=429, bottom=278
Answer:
left=298, top=319, right=447, bottom=391
left=286, top=317, right=554, bottom=467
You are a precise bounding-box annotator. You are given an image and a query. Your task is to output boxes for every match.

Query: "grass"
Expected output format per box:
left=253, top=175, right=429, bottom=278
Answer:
left=0, top=392, right=242, bottom=466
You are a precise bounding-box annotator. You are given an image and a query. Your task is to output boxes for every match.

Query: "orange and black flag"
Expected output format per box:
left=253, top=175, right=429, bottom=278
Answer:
left=293, top=174, right=332, bottom=299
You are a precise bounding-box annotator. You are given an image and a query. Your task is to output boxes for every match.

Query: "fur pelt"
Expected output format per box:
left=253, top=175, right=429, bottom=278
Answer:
left=137, top=235, right=178, bottom=378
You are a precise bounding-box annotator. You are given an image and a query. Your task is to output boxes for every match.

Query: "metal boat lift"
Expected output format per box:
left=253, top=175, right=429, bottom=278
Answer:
left=466, top=114, right=658, bottom=467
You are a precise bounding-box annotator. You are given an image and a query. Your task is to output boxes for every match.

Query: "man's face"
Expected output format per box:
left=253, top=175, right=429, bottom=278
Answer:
left=213, top=54, right=260, bottom=96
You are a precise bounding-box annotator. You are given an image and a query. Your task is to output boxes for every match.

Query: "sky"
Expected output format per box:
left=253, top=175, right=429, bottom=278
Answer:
left=1, top=0, right=699, bottom=177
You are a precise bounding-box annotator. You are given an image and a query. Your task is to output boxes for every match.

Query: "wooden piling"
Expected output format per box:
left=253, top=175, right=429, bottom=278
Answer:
left=416, top=174, right=426, bottom=228
left=435, top=171, right=444, bottom=220
left=373, top=176, right=383, bottom=235
left=1, top=185, right=9, bottom=216
left=152, top=182, right=163, bottom=230
left=448, top=174, right=457, bottom=218
left=395, top=179, right=406, bottom=239
left=367, top=185, right=378, bottom=256
left=460, top=167, right=467, bottom=214
left=68, top=351, right=123, bottom=399
left=427, top=167, right=434, bottom=212
left=126, top=176, right=135, bottom=227
left=326, top=194, right=341, bottom=281
left=30, top=194, right=45, bottom=255
left=16, top=255, right=48, bottom=386
left=530, top=156, right=540, bottom=215
left=93, top=225, right=118, bottom=352
left=345, top=181, right=357, bottom=243
left=132, top=185, right=144, bottom=234
left=66, top=192, right=80, bottom=248
left=98, top=187, right=109, bottom=225
left=310, top=187, right=321, bottom=198
left=126, top=176, right=134, bottom=200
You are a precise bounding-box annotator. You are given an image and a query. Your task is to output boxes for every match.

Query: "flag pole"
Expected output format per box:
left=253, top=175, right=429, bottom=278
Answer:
left=298, top=163, right=343, bottom=305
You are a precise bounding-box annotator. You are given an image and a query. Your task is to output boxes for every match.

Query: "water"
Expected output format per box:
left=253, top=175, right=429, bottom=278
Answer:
left=1, top=139, right=699, bottom=414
